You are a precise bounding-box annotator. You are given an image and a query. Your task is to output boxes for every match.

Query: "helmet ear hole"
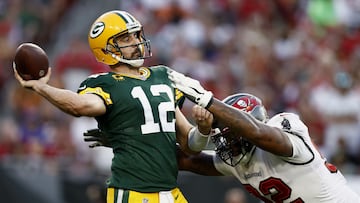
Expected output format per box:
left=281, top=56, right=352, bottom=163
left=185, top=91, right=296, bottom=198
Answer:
left=101, top=48, right=108, bottom=54
left=105, top=44, right=117, bottom=53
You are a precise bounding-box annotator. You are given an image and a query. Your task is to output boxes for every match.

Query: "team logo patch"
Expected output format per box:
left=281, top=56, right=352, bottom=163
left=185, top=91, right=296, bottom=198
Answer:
left=90, top=22, right=105, bottom=38
left=281, top=118, right=291, bottom=130
left=237, top=99, right=247, bottom=108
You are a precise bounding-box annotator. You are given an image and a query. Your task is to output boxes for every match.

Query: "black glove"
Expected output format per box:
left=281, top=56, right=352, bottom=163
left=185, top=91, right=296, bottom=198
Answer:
left=83, top=128, right=110, bottom=148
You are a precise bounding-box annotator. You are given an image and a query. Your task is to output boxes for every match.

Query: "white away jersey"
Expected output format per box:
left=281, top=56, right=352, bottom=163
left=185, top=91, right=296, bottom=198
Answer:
left=214, top=112, right=360, bottom=203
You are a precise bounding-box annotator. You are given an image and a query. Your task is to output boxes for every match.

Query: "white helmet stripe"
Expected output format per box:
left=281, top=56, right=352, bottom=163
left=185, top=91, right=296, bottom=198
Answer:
left=114, top=11, right=134, bottom=24
left=124, top=12, right=136, bottom=23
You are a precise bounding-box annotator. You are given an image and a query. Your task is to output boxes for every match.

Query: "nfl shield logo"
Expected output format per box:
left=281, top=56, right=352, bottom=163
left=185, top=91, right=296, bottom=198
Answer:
left=142, top=198, right=149, bottom=203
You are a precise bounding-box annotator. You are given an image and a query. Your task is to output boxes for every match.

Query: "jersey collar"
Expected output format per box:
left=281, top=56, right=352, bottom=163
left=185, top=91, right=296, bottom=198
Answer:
left=113, top=67, right=151, bottom=80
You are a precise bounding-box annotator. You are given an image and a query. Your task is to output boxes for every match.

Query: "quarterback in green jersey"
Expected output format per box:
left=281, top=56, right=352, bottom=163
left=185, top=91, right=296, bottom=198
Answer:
left=13, top=10, right=214, bottom=203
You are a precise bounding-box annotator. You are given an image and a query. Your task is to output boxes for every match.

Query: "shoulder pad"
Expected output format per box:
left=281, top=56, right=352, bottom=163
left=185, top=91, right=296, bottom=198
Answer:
left=266, top=112, right=308, bottom=136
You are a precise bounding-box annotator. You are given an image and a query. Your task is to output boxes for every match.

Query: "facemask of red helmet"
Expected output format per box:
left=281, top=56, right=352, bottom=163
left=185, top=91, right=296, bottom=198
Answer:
left=211, top=93, right=267, bottom=166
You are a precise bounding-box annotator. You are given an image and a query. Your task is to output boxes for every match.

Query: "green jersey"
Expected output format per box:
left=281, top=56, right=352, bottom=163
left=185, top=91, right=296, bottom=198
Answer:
left=77, top=65, right=184, bottom=192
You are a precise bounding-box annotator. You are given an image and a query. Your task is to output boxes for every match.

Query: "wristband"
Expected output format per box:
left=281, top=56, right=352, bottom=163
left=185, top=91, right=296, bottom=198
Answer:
left=188, top=127, right=210, bottom=152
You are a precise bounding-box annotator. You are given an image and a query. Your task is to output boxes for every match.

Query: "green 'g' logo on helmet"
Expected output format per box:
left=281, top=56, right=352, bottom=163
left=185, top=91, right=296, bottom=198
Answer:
left=90, top=22, right=105, bottom=38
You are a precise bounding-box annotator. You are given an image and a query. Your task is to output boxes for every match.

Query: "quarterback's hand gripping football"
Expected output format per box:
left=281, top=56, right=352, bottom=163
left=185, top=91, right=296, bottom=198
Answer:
left=83, top=128, right=110, bottom=148
left=13, top=66, right=51, bottom=90
left=168, top=70, right=213, bottom=108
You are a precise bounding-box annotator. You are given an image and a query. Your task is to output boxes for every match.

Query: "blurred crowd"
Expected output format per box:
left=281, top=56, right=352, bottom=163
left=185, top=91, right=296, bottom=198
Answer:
left=1, top=0, right=360, bottom=201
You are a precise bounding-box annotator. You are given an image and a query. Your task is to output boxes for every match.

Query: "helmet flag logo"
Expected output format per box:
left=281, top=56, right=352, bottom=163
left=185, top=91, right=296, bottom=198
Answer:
left=90, top=22, right=105, bottom=38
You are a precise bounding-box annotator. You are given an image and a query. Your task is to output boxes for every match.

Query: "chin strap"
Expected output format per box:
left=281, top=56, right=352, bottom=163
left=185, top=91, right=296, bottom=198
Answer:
left=110, top=39, right=151, bottom=67
left=113, top=54, right=144, bottom=67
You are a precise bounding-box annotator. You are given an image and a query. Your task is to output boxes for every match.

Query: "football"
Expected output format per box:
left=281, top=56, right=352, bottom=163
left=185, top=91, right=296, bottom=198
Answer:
left=13, top=42, right=49, bottom=80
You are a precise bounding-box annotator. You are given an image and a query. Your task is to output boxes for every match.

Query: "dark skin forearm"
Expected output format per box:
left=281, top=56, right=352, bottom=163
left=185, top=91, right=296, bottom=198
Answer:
left=207, top=99, right=293, bottom=157
left=177, top=146, right=222, bottom=176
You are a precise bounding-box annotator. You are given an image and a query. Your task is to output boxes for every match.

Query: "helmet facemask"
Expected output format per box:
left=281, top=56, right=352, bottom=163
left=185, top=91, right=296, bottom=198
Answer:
left=211, top=93, right=267, bottom=166
left=211, top=126, right=256, bottom=167
left=105, top=29, right=152, bottom=67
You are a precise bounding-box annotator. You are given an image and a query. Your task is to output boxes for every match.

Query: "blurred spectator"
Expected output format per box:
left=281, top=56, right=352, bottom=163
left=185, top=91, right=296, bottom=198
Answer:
left=224, top=188, right=248, bottom=203
left=334, top=0, right=360, bottom=28
left=310, top=71, right=360, bottom=170
left=0, top=0, right=21, bottom=104
left=0, top=116, right=21, bottom=158
left=307, top=0, right=338, bottom=27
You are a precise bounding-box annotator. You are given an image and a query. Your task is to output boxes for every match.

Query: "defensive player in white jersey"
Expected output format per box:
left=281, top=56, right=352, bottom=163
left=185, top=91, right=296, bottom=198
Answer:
left=169, top=70, right=360, bottom=203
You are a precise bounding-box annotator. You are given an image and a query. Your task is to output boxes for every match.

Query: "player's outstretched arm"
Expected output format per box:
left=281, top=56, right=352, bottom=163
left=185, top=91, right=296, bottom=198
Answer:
left=168, top=70, right=293, bottom=157
left=207, top=99, right=293, bottom=156
left=177, top=145, right=222, bottom=176
left=13, top=67, right=106, bottom=117
left=175, top=104, right=214, bottom=155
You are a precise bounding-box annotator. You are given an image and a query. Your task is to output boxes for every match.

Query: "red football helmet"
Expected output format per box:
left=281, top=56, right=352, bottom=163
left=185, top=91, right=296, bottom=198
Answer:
left=211, top=93, right=267, bottom=166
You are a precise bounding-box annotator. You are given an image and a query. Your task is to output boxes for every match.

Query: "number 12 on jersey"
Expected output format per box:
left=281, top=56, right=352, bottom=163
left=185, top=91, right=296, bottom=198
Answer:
left=131, top=85, right=176, bottom=134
